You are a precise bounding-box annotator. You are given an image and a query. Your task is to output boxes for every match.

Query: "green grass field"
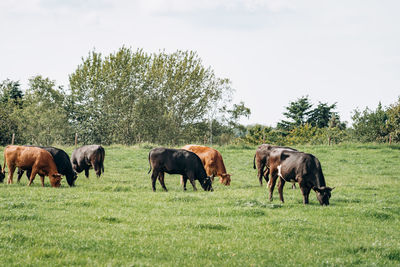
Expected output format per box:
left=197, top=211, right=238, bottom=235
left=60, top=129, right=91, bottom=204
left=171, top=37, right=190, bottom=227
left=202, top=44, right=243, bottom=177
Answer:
left=1, top=144, right=399, bottom=266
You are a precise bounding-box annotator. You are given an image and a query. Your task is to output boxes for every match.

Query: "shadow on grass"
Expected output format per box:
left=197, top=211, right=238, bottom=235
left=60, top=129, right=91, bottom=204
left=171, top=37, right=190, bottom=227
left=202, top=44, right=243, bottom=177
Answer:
left=194, top=223, right=230, bottom=231
left=234, top=199, right=283, bottom=209
left=98, top=216, right=123, bottom=223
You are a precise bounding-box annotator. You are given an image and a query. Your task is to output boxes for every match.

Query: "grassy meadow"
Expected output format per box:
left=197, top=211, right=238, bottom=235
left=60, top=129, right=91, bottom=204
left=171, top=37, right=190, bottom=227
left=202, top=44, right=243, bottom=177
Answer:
left=0, top=144, right=400, bottom=266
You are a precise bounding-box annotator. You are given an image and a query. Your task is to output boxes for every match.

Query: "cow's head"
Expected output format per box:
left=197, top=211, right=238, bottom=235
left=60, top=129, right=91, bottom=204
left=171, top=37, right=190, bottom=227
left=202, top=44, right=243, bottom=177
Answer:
left=313, top=186, right=334, bottom=205
left=68, top=171, right=78, bottom=186
left=49, top=173, right=63, bottom=188
left=201, top=176, right=214, bottom=192
left=219, top=173, right=231, bottom=186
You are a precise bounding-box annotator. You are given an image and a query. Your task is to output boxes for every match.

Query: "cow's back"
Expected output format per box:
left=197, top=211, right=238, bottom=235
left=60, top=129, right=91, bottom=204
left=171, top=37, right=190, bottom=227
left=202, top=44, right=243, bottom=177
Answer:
left=72, top=144, right=102, bottom=166
left=150, top=147, right=207, bottom=179
left=182, top=144, right=223, bottom=170
left=5, top=145, right=37, bottom=168
left=6, top=145, right=57, bottom=171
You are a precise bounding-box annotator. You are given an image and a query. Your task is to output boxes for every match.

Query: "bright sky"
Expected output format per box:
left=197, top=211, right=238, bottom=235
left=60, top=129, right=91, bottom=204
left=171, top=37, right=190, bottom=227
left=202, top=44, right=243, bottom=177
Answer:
left=1, top=0, right=399, bottom=126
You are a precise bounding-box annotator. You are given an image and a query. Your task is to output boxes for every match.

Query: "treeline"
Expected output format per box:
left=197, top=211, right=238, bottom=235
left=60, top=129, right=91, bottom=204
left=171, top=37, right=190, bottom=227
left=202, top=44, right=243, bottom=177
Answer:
left=240, top=96, right=400, bottom=145
left=1, top=47, right=399, bottom=146
left=0, top=48, right=250, bottom=146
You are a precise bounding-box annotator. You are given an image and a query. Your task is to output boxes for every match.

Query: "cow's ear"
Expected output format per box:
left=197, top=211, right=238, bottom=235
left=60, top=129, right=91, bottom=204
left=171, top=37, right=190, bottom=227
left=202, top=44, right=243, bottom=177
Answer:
left=327, top=187, right=335, bottom=191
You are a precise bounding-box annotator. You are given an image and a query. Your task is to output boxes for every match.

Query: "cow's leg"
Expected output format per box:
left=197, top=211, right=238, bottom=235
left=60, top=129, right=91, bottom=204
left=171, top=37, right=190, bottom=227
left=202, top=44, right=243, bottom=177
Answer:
left=300, top=183, right=311, bottom=204
left=182, top=175, right=188, bottom=191
left=158, top=172, right=167, bottom=192
left=40, top=175, right=45, bottom=187
left=277, top=177, right=286, bottom=203
left=28, top=169, right=38, bottom=186
left=186, top=171, right=198, bottom=191
left=7, top=165, right=16, bottom=184
left=264, top=167, right=270, bottom=184
left=257, top=163, right=265, bottom=186
left=91, top=159, right=101, bottom=177
left=24, top=169, right=33, bottom=184
left=268, top=172, right=278, bottom=201
left=151, top=170, right=159, bottom=192
left=17, top=168, right=24, bottom=183
left=189, top=178, right=197, bottom=191
left=84, top=168, right=89, bottom=178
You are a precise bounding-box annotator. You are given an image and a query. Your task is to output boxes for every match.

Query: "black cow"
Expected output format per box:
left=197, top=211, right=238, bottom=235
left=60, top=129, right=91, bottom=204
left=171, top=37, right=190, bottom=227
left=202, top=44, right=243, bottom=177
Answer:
left=253, top=144, right=297, bottom=185
left=71, top=145, right=105, bottom=178
left=16, top=146, right=77, bottom=186
left=0, top=164, right=5, bottom=183
left=148, top=147, right=213, bottom=192
left=268, top=150, right=334, bottom=205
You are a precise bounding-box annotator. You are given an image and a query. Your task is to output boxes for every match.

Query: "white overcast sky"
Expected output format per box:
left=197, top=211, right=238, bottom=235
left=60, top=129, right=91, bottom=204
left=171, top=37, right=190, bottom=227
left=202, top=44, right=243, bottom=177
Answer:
left=1, top=0, right=399, bottom=126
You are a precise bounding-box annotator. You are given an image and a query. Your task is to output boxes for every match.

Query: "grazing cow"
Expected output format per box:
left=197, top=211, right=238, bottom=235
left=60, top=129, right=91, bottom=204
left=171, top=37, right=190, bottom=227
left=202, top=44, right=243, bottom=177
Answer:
left=268, top=150, right=334, bottom=205
left=253, top=144, right=297, bottom=186
left=182, top=144, right=231, bottom=185
left=71, top=145, right=105, bottom=178
left=148, top=147, right=213, bottom=192
left=17, top=146, right=77, bottom=186
left=2, top=145, right=62, bottom=187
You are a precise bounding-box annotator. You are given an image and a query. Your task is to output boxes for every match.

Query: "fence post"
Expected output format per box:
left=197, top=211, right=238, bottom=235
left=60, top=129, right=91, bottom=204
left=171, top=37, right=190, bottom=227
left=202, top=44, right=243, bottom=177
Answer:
left=11, top=133, right=15, bottom=145
left=75, top=133, right=78, bottom=147
left=389, top=134, right=392, bottom=145
left=328, top=135, right=331, bottom=146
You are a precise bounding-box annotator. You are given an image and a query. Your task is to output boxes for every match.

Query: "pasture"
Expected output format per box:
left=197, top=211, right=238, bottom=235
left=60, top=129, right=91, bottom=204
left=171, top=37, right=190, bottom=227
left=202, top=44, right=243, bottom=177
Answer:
left=0, top=144, right=399, bottom=266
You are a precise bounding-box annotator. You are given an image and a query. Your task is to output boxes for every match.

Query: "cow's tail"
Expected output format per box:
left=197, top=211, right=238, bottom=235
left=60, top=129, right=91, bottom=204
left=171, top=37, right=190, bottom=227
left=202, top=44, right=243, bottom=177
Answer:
left=99, top=146, right=105, bottom=173
left=2, top=156, right=5, bottom=174
left=147, top=152, right=152, bottom=174
left=253, top=154, right=256, bottom=169
left=2, top=148, right=7, bottom=174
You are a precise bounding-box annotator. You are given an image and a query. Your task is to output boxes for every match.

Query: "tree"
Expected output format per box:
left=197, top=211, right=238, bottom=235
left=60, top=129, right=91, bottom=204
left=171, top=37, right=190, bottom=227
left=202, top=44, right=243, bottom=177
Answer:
left=0, top=79, right=23, bottom=107
left=386, top=97, right=400, bottom=142
left=308, top=102, right=338, bottom=128
left=277, top=96, right=313, bottom=130
left=0, top=79, right=24, bottom=145
left=278, top=96, right=344, bottom=131
left=16, top=76, right=71, bottom=145
left=351, top=102, right=389, bottom=142
left=69, top=47, right=234, bottom=145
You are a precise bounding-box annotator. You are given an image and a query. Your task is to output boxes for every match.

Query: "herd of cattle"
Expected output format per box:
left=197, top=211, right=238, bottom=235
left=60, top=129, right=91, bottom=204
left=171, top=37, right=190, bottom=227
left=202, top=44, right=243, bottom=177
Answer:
left=0, top=143, right=334, bottom=205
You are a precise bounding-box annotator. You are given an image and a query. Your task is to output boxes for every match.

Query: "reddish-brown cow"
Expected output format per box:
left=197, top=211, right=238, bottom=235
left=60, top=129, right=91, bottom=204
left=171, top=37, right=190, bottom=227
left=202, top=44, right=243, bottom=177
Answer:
left=182, top=145, right=231, bottom=185
left=2, top=145, right=62, bottom=187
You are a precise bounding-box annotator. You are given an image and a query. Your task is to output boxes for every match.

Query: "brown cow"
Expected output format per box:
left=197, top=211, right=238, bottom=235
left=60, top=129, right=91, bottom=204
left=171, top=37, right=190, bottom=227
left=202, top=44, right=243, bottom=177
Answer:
left=2, top=145, right=62, bottom=187
left=182, top=145, right=231, bottom=185
left=268, top=149, right=334, bottom=205
left=253, top=144, right=297, bottom=186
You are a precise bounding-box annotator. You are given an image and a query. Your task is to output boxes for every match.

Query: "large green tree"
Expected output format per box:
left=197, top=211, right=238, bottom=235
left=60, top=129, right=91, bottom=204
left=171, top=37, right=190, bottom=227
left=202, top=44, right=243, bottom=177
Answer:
left=16, top=76, right=71, bottom=145
left=277, top=96, right=312, bottom=130
left=308, top=102, right=338, bottom=128
left=0, top=79, right=23, bottom=145
left=69, top=48, right=234, bottom=145
left=278, top=96, right=342, bottom=131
